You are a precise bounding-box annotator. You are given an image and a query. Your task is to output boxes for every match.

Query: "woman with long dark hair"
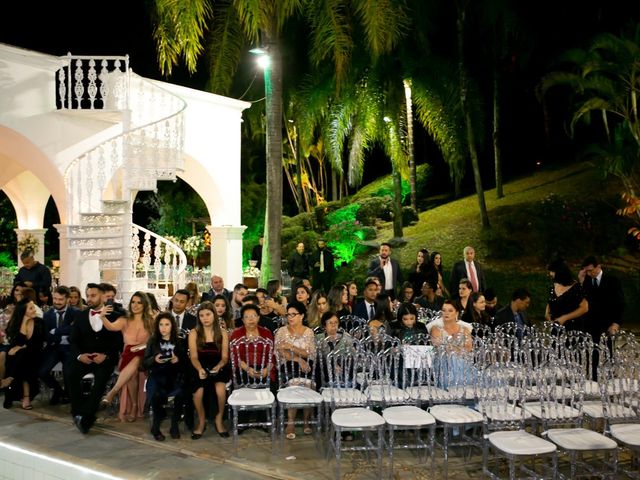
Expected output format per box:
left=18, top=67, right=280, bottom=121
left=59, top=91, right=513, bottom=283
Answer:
left=188, top=301, right=230, bottom=439
left=1, top=299, right=44, bottom=409
left=327, top=284, right=350, bottom=318
left=430, top=251, right=449, bottom=298
left=143, top=312, right=186, bottom=441
left=212, top=294, right=234, bottom=331
left=545, top=259, right=588, bottom=332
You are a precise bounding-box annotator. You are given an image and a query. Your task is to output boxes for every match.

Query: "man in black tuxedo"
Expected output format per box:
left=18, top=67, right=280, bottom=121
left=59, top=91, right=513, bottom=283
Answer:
left=39, top=286, right=77, bottom=405
left=201, top=275, right=231, bottom=303
left=311, top=239, right=335, bottom=293
left=493, top=288, right=532, bottom=331
left=449, top=246, right=486, bottom=297
left=170, top=289, right=197, bottom=333
left=580, top=256, right=625, bottom=342
left=68, top=283, right=121, bottom=434
left=367, top=243, right=402, bottom=299
left=353, top=279, right=380, bottom=321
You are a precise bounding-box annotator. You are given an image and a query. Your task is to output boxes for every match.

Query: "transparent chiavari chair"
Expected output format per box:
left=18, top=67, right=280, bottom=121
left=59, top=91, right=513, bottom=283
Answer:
left=522, top=360, right=618, bottom=479
left=227, top=336, right=277, bottom=454
left=339, top=314, right=367, bottom=332
left=601, top=360, right=640, bottom=477
left=479, top=364, right=557, bottom=480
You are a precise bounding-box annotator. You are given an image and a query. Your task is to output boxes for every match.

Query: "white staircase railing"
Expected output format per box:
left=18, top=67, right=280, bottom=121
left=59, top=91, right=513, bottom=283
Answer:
left=132, top=223, right=187, bottom=295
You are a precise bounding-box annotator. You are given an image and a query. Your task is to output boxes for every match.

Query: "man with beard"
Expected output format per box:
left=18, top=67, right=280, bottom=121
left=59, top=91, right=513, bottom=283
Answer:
left=367, top=243, right=402, bottom=299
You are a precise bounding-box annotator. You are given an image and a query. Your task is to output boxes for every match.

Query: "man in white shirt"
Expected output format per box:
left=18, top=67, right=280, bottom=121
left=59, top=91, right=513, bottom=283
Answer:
left=367, top=243, right=403, bottom=299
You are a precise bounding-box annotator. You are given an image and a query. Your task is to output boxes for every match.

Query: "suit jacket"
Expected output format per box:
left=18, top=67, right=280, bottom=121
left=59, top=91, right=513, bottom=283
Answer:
left=582, top=271, right=624, bottom=336
left=367, top=257, right=403, bottom=295
left=43, top=306, right=77, bottom=347
left=353, top=298, right=377, bottom=321
left=493, top=305, right=531, bottom=329
left=310, top=247, right=335, bottom=276
left=201, top=288, right=231, bottom=303
left=449, top=260, right=486, bottom=296
left=173, top=311, right=197, bottom=332
left=70, top=309, right=121, bottom=361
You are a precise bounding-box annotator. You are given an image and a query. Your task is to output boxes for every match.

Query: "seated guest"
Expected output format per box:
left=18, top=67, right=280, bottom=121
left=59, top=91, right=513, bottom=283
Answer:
left=483, top=288, right=501, bottom=318
left=327, top=284, right=350, bottom=318
left=275, top=301, right=316, bottom=440
left=470, top=292, right=493, bottom=327
left=264, top=279, right=287, bottom=317
left=414, top=281, right=445, bottom=311
left=1, top=298, right=44, bottom=409
left=38, top=289, right=53, bottom=313
left=68, top=283, right=120, bottom=433
left=306, top=290, right=329, bottom=329
left=185, top=281, right=200, bottom=315
left=189, top=301, right=230, bottom=439
left=399, top=281, right=416, bottom=304
left=457, top=279, right=474, bottom=324
left=99, top=292, right=153, bottom=422
left=169, top=289, right=197, bottom=334
left=373, top=293, right=396, bottom=328
left=39, top=286, right=76, bottom=405
left=430, top=300, right=472, bottom=352
left=392, top=302, right=427, bottom=343
left=211, top=293, right=234, bottom=330
left=143, top=312, right=186, bottom=441
left=0, top=283, right=26, bottom=385
left=68, top=286, right=87, bottom=311
left=293, top=284, right=311, bottom=308
left=230, top=304, right=275, bottom=382
left=315, top=311, right=355, bottom=355
left=353, top=279, right=380, bottom=322
left=494, top=288, right=532, bottom=331
left=241, top=294, right=279, bottom=333
left=345, top=282, right=358, bottom=310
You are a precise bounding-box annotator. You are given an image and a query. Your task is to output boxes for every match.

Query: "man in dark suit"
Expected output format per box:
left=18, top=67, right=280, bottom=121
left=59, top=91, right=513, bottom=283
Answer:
left=353, top=279, right=380, bottom=321
left=493, top=288, right=532, bottom=331
left=170, top=289, right=197, bottom=333
left=288, top=242, right=310, bottom=289
left=13, top=250, right=52, bottom=297
left=311, top=239, right=335, bottom=293
left=38, top=285, right=77, bottom=405
left=367, top=243, right=402, bottom=299
left=580, top=256, right=625, bottom=342
left=449, top=246, right=486, bottom=296
left=67, top=283, right=121, bottom=434
left=201, top=275, right=231, bottom=303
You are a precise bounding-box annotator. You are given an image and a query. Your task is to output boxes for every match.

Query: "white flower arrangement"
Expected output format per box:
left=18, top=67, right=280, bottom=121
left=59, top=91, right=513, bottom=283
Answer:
left=243, top=260, right=260, bottom=278
left=17, top=234, right=39, bottom=255
left=182, top=235, right=206, bottom=261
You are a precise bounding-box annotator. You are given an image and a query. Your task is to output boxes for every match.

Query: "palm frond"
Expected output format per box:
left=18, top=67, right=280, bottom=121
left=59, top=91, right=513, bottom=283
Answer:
left=152, top=0, right=212, bottom=75
left=353, top=0, right=409, bottom=58
left=205, top=2, right=245, bottom=95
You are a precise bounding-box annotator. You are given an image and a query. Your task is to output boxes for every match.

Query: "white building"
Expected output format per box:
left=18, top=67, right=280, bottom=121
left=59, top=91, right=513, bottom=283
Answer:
left=0, top=43, right=250, bottom=302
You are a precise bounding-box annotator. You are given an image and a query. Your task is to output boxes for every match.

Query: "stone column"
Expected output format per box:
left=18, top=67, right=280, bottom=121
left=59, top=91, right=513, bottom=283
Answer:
left=207, top=225, right=247, bottom=288
left=14, top=228, right=47, bottom=265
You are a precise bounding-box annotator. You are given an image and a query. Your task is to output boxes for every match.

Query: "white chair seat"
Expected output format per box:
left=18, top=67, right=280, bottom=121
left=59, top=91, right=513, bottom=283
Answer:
left=366, top=385, right=410, bottom=403
left=607, top=378, right=639, bottom=394
left=331, top=407, right=385, bottom=428
left=480, top=403, right=532, bottom=422
left=582, top=401, right=605, bottom=418
left=429, top=404, right=483, bottom=424
left=277, top=385, right=323, bottom=404
left=322, top=387, right=366, bottom=404
left=546, top=428, right=618, bottom=450
left=228, top=387, right=275, bottom=406
left=610, top=423, right=640, bottom=447
left=488, top=430, right=557, bottom=455
left=522, top=402, right=581, bottom=420
left=406, top=385, right=449, bottom=401
left=382, top=405, right=436, bottom=426
left=584, top=380, right=601, bottom=397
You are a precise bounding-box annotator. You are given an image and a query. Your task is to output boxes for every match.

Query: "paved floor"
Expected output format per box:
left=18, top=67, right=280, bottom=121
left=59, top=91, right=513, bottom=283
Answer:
left=0, top=399, right=489, bottom=479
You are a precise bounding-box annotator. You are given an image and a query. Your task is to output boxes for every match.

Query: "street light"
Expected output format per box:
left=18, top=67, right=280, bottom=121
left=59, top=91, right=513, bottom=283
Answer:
left=250, top=48, right=271, bottom=70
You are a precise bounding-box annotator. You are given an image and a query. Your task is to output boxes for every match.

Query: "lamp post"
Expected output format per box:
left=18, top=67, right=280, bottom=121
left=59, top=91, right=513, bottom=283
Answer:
left=250, top=45, right=283, bottom=286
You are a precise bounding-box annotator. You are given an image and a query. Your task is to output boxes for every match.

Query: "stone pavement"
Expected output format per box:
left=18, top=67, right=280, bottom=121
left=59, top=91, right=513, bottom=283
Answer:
left=0, top=399, right=490, bottom=479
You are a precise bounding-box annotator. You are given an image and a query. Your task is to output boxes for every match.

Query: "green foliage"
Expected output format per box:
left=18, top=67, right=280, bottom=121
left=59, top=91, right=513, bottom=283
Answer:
left=326, top=203, right=360, bottom=226
left=282, top=228, right=320, bottom=262
left=145, top=181, right=208, bottom=239
left=0, top=193, right=17, bottom=257
left=0, top=251, right=16, bottom=269
left=282, top=212, right=316, bottom=230
left=314, top=199, right=347, bottom=230
left=402, top=206, right=419, bottom=225
left=355, top=196, right=393, bottom=225
left=323, top=221, right=368, bottom=266
left=241, top=181, right=266, bottom=268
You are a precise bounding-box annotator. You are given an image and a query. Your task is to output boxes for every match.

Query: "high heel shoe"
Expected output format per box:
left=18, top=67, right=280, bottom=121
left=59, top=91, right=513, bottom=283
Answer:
left=215, top=424, right=230, bottom=438
left=191, top=424, right=206, bottom=440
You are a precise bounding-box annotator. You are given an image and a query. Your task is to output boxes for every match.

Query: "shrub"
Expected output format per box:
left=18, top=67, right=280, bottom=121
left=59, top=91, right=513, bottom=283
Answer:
left=282, top=212, right=316, bottom=230
left=314, top=199, right=346, bottom=230
left=323, top=221, right=368, bottom=267
left=355, top=196, right=393, bottom=225
left=402, top=206, right=419, bottom=225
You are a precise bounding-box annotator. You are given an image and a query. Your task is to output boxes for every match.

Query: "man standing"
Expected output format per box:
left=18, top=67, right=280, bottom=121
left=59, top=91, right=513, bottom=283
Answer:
left=68, top=283, right=121, bottom=434
left=201, top=275, right=231, bottom=303
left=580, top=256, right=625, bottom=341
left=449, top=246, right=486, bottom=296
left=13, top=250, right=52, bottom=296
left=39, top=286, right=76, bottom=405
left=288, top=242, right=310, bottom=288
left=493, top=288, right=532, bottom=335
left=367, top=243, right=402, bottom=299
left=311, top=239, right=335, bottom=293
left=251, top=236, right=264, bottom=269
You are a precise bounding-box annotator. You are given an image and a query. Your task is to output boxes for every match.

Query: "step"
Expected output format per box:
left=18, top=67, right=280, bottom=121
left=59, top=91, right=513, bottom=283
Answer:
left=79, top=248, right=123, bottom=260
left=99, top=259, right=123, bottom=269
left=68, top=236, right=123, bottom=250
left=102, top=200, right=129, bottom=214
left=79, top=212, right=126, bottom=227
left=67, top=224, right=124, bottom=238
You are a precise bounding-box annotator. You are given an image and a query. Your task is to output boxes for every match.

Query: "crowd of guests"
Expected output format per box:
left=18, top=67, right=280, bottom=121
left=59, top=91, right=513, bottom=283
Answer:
left=0, top=244, right=625, bottom=443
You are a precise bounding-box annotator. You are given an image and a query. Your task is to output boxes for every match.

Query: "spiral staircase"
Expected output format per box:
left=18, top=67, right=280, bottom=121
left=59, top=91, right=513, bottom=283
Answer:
left=55, top=55, right=188, bottom=302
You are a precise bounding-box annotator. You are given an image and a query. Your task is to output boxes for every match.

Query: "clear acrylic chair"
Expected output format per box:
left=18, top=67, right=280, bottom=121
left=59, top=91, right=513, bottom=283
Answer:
left=227, top=336, right=277, bottom=454
left=339, top=314, right=367, bottom=332
left=274, top=341, right=323, bottom=447
left=522, top=360, right=618, bottom=479
left=322, top=349, right=385, bottom=479
left=479, top=363, right=557, bottom=479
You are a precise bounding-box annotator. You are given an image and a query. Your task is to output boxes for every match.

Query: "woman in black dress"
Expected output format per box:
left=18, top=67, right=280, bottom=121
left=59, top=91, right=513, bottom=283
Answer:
left=144, top=312, right=186, bottom=441
left=188, top=301, right=230, bottom=439
left=545, top=260, right=588, bottom=332
left=1, top=299, right=44, bottom=409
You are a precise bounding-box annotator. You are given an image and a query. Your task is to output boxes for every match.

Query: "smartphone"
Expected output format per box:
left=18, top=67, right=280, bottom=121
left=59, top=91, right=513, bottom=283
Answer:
left=105, top=299, right=114, bottom=306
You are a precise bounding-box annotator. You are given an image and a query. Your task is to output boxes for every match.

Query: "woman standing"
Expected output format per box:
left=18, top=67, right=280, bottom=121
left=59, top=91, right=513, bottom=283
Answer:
left=188, top=301, right=230, bottom=439
left=408, top=249, right=436, bottom=295
left=1, top=299, right=44, bottom=409
left=275, top=301, right=316, bottom=439
left=100, top=292, right=154, bottom=422
left=545, top=260, right=588, bottom=332
left=143, top=312, right=186, bottom=441
left=430, top=251, right=449, bottom=298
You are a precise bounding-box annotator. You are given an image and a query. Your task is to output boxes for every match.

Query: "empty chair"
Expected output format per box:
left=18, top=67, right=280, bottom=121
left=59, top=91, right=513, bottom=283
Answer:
left=227, top=336, right=277, bottom=453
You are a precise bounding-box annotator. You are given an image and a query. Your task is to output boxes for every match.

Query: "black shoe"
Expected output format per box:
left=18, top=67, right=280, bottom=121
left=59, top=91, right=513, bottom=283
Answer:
left=152, top=430, right=166, bottom=442
left=73, top=415, right=89, bottom=434
left=3, top=395, right=12, bottom=409
left=170, top=427, right=180, bottom=439
left=216, top=427, right=230, bottom=438
left=191, top=424, right=206, bottom=440
left=49, top=391, right=61, bottom=406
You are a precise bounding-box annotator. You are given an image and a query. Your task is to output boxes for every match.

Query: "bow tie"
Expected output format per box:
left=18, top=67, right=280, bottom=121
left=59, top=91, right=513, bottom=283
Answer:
left=91, top=310, right=101, bottom=315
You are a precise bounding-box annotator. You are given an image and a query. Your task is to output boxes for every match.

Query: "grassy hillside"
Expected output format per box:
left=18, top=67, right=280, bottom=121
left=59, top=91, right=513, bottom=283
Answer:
left=370, top=161, right=639, bottom=327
